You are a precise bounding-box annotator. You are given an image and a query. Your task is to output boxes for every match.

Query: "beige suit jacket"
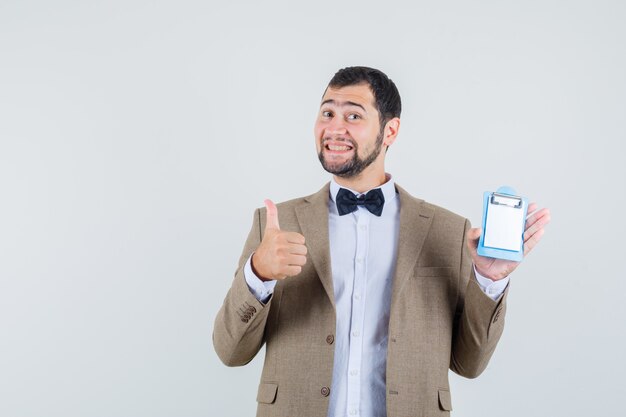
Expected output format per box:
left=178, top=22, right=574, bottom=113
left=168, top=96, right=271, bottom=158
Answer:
left=213, top=182, right=508, bottom=417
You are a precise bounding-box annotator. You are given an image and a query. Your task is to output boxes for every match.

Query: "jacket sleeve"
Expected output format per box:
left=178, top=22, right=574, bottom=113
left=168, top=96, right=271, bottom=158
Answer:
left=212, top=208, right=273, bottom=367
left=449, top=219, right=509, bottom=378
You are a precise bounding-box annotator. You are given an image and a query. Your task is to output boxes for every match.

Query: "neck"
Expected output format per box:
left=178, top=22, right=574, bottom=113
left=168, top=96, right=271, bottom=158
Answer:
left=333, top=167, right=387, bottom=193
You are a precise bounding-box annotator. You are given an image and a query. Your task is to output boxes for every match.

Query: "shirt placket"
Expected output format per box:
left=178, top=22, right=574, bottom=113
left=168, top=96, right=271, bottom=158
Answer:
left=346, top=207, right=370, bottom=416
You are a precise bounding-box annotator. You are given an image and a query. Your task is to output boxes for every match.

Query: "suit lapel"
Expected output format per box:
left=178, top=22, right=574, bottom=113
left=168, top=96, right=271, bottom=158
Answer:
left=390, top=183, right=435, bottom=307
left=295, top=183, right=335, bottom=308
left=293, top=182, right=434, bottom=310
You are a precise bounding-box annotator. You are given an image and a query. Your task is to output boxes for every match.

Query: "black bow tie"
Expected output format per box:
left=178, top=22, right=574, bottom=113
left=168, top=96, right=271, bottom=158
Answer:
left=336, top=187, right=385, bottom=216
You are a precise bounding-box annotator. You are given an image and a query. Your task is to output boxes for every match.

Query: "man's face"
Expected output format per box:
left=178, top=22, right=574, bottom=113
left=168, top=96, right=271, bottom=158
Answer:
left=314, top=83, right=385, bottom=178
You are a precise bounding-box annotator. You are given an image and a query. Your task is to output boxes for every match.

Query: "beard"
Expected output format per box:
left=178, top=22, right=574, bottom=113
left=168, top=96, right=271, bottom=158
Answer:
left=317, top=128, right=385, bottom=178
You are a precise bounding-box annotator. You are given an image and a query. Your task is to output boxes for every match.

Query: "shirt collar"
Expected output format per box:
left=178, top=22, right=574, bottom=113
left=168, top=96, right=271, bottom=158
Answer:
left=329, top=173, right=397, bottom=204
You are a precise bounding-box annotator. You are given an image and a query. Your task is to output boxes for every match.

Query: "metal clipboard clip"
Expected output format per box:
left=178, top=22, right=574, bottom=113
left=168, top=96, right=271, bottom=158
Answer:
left=490, top=192, right=523, bottom=208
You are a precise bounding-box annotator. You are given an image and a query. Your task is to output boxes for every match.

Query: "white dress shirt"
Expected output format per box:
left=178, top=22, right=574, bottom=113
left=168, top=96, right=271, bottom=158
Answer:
left=244, top=174, right=508, bottom=417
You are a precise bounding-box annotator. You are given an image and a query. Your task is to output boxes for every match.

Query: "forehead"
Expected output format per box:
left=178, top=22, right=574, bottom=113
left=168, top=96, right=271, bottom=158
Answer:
left=321, top=83, right=376, bottom=110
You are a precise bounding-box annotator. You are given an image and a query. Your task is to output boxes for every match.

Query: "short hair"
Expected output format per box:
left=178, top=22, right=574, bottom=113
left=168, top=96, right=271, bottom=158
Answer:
left=327, top=66, right=402, bottom=127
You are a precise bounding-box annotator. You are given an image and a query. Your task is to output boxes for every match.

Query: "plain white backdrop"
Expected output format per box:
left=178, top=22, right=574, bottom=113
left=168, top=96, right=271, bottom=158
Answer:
left=1, top=0, right=625, bottom=416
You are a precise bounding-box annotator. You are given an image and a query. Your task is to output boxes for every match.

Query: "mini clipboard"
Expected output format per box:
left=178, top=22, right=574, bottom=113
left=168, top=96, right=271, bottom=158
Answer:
left=477, top=186, right=528, bottom=262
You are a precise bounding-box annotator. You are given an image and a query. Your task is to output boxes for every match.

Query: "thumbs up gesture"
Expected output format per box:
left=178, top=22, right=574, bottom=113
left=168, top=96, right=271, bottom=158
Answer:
left=251, top=199, right=308, bottom=280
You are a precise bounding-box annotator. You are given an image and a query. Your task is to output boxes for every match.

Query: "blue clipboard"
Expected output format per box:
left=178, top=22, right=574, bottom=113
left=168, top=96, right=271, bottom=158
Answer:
left=477, top=186, right=528, bottom=262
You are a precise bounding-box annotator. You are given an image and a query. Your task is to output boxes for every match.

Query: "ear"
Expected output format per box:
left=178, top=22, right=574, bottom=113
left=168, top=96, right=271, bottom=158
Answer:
left=383, top=117, right=400, bottom=148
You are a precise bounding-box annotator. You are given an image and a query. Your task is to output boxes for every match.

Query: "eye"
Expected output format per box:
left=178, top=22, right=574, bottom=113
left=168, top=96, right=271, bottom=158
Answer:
left=347, top=113, right=361, bottom=121
left=322, top=110, right=333, bottom=118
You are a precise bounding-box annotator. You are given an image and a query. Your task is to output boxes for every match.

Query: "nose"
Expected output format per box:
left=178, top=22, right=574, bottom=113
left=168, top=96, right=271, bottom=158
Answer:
left=326, top=117, right=348, bottom=136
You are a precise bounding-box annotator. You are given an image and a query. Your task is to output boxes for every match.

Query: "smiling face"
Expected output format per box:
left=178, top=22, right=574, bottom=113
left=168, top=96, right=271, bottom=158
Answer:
left=314, top=83, right=387, bottom=178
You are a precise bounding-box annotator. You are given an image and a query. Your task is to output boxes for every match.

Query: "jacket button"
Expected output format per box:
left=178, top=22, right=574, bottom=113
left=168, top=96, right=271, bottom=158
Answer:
left=321, top=386, right=330, bottom=397
left=326, top=335, right=334, bottom=345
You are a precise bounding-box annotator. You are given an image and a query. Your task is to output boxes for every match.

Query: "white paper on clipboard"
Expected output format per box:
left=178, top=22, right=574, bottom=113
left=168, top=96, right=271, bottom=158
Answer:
left=483, top=199, right=526, bottom=251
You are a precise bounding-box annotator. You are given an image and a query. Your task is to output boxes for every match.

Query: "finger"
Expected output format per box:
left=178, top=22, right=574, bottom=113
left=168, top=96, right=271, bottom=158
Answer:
left=524, top=221, right=550, bottom=243
left=286, top=254, right=307, bottom=266
left=264, top=199, right=280, bottom=232
left=523, top=228, right=545, bottom=255
left=467, top=227, right=481, bottom=242
left=465, top=227, right=481, bottom=256
left=526, top=206, right=549, bottom=224
left=525, top=208, right=551, bottom=235
left=524, top=209, right=550, bottom=233
left=466, top=227, right=481, bottom=247
left=526, top=202, right=538, bottom=218
left=523, top=224, right=543, bottom=242
left=284, top=232, right=306, bottom=245
left=287, top=243, right=308, bottom=256
left=283, top=265, right=302, bottom=277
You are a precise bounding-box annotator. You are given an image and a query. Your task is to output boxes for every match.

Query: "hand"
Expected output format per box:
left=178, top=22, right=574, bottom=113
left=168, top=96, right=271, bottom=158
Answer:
left=466, top=202, right=551, bottom=281
left=251, top=199, right=308, bottom=281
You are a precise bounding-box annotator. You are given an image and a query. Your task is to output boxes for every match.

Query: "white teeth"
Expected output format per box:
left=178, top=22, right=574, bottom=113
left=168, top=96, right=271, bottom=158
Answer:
left=328, top=145, right=351, bottom=151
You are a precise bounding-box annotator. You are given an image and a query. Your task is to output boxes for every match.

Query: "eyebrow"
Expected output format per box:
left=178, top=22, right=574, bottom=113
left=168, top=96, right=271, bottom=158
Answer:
left=320, top=99, right=367, bottom=113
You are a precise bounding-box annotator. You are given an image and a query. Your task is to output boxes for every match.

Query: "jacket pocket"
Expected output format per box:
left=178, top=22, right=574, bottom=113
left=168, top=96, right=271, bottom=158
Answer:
left=414, top=266, right=455, bottom=277
left=256, top=382, right=278, bottom=404
left=438, top=389, right=452, bottom=411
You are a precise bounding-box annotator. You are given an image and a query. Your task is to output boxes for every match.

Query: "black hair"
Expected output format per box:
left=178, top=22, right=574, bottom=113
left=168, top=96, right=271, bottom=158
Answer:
left=327, top=66, right=402, bottom=127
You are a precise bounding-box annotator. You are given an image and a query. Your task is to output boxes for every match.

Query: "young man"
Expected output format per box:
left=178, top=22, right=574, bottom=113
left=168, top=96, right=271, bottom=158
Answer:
left=213, top=66, right=550, bottom=417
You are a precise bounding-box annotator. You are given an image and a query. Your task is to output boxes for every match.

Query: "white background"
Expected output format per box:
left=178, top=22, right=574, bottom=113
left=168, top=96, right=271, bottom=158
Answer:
left=1, top=0, right=625, bottom=416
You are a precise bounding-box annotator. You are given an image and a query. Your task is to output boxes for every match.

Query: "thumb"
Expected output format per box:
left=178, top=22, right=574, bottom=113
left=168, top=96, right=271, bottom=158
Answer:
left=467, top=227, right=481, bottom=242
left=264, top=199, right=280, bottom=232
left=466, top=227, right=481, bottom=252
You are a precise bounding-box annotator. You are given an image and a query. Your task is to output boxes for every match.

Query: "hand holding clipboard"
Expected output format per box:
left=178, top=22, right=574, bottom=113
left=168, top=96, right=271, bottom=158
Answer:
left=465, top=186, right=551, bottom=281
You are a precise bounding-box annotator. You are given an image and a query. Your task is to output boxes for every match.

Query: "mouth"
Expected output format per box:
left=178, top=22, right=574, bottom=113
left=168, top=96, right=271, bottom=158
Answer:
left=324, top=142, right=354, bottom=154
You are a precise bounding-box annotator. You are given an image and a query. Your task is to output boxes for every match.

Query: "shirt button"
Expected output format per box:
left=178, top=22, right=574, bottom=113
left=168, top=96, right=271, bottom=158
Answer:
left=350, top=370, right=358, bottom=376
left=321, top=386, right=330, bottom=397
left=352, top=331, right=360, bottom=337
left=354, top=294, right=361, bottom=301
left=356, top=258, right=363, bottom=263
left=360, top=225, right=367, bottom=231
left=350, top=410, right=358, bottom=415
